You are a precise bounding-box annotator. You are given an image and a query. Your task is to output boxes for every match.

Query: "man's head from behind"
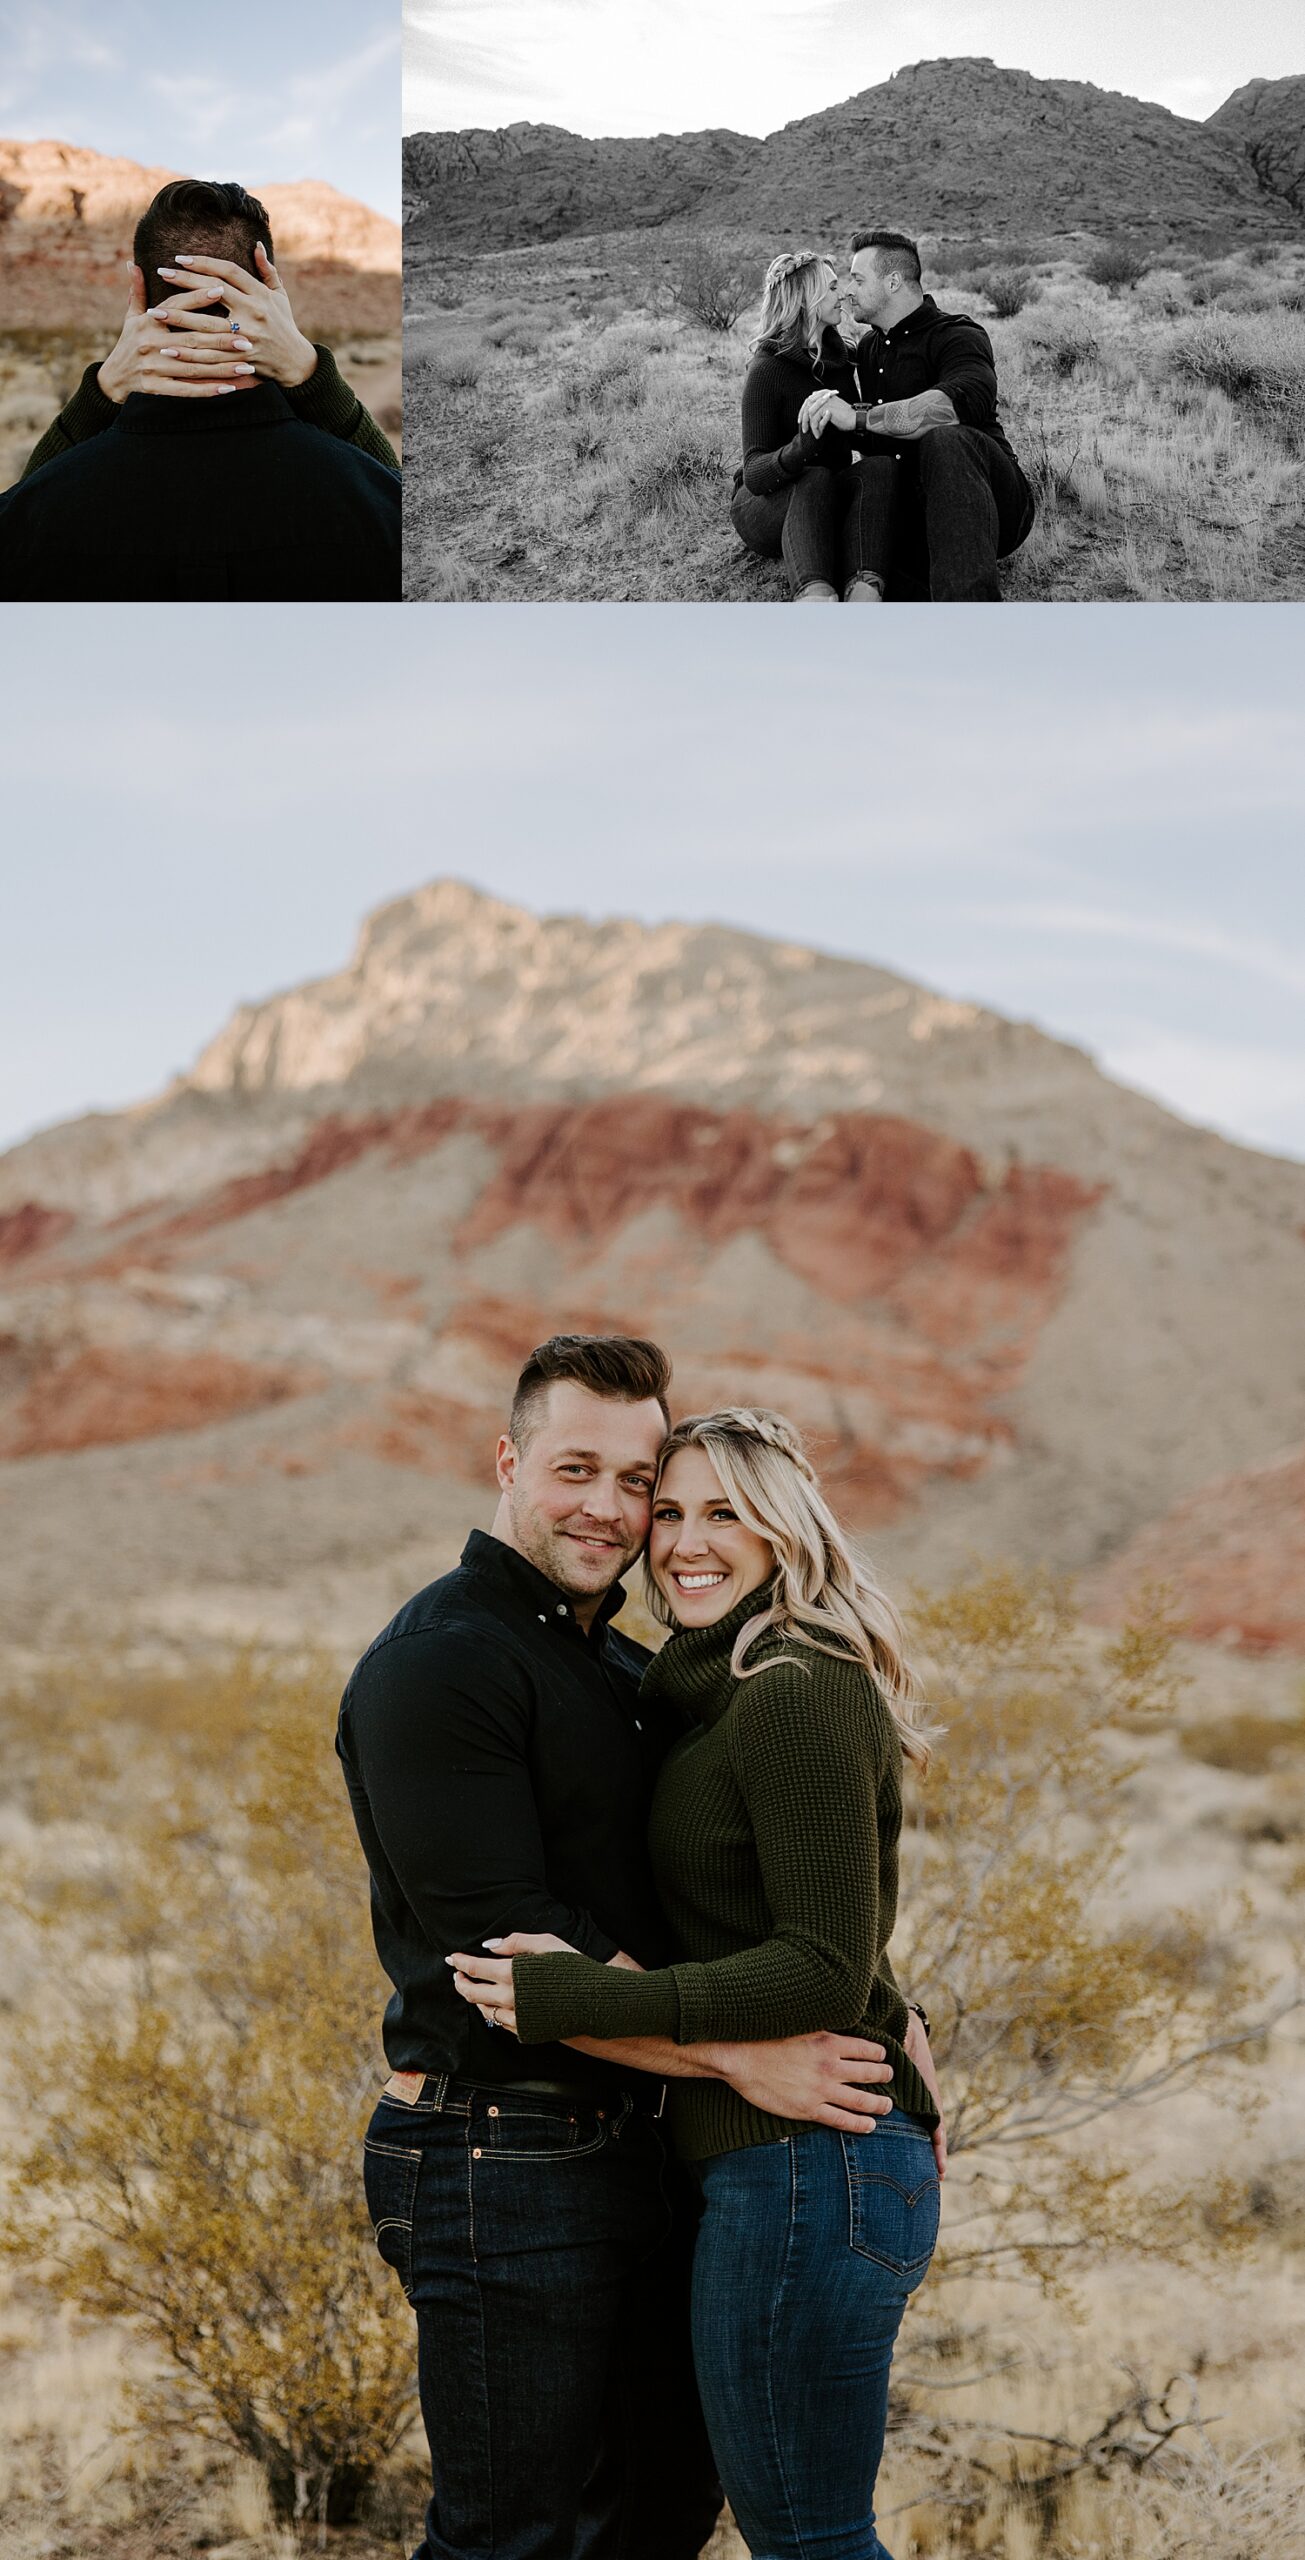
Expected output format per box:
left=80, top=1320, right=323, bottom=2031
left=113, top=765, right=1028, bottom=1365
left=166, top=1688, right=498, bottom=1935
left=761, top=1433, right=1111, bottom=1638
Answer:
left=847, top=230, right=923, bottom=330
left=494, top=1334, right=673, bottom=1613
left=135, top=179, right=273, bottom=307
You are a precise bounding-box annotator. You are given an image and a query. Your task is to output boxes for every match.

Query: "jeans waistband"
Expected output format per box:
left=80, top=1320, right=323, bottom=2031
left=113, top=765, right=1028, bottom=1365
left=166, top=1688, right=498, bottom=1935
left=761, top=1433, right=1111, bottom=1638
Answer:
left=382, top=2069, right=667, bottom=2119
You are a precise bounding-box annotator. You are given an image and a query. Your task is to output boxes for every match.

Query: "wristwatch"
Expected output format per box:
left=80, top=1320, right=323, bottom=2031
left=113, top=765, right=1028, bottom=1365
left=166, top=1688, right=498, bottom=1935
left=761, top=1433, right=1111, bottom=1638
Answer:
left=907, top=2000, right=931, bottom=2038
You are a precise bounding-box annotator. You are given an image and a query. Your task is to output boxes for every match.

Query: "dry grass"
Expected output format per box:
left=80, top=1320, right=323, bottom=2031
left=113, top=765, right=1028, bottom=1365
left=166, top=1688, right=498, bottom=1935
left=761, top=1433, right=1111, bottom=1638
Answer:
left=1, top=1605, right=1303, bottom=2558
left=403, top=239, right=1305, bottom=601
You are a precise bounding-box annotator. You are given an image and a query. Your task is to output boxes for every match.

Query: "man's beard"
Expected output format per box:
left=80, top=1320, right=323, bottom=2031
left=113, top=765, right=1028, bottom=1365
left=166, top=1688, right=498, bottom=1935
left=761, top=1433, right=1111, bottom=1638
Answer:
left=511, top=1497, right=637, bottom=1595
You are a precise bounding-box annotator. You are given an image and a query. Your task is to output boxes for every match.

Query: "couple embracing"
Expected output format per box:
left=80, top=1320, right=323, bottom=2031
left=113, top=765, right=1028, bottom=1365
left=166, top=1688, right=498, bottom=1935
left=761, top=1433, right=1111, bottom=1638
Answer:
left=732, top=229, right=1035, bottom=602
left=339, top=1332, right=945, bottom=2560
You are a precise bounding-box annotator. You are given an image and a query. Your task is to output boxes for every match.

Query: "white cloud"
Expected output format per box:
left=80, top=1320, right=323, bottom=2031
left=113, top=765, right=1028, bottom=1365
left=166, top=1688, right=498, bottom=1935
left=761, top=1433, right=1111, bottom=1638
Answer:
left=963, top=902, right=1305, bottom=999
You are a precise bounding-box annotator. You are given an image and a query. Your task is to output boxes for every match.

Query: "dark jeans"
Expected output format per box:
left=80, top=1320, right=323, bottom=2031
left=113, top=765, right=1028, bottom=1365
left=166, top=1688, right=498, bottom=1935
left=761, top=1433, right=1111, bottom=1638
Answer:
left=853, top=427, right=1035, bottom=601
left=730, top=465, right=884, bottom=597
left=733, top=430, right=1034, bottom=601
left=363, top=2077, right=722, bottom=2560
left=691, top=2110, right=941, bottom=2560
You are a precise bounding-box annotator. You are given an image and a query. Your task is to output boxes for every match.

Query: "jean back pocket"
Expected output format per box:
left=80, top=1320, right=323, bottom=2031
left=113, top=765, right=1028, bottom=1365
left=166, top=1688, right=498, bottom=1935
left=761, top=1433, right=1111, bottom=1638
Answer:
left=841, top=2125, right=940, bottom=2286
left=363, top=2136, right=421, bottom=2300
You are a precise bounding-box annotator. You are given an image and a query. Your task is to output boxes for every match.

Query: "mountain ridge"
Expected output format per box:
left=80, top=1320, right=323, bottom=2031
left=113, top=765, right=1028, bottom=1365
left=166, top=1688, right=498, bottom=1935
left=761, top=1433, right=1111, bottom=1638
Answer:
left=2, top=881, right=1303, bottom=1658
left=404, top=56, right=1305, bottom=253
left=0, top=137, right=401, bottom=335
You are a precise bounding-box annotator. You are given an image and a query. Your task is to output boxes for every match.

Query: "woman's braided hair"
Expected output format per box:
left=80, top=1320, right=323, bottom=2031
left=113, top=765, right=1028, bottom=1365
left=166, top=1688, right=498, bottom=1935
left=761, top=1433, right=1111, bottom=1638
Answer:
left=753, top=250, right=839, bottom=372
left=646, top=1406, right=939, bottom=1772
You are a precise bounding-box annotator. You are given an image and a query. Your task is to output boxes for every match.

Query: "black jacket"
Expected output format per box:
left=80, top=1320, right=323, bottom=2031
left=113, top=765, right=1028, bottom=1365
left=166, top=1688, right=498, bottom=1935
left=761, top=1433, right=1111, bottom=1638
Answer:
left=337, top=1530, right=688, bottom=2090
left=0, top=380, right=401, bottom=601
left=853, top=294, right=1027, bottom=478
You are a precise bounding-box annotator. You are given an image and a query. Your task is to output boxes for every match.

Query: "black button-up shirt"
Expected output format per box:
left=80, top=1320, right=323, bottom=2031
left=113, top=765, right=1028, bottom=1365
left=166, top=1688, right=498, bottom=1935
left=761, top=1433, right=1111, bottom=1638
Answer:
left=337, top=1529, right=683, bottom=2090
left=854, top=293, right=1026, bottom=475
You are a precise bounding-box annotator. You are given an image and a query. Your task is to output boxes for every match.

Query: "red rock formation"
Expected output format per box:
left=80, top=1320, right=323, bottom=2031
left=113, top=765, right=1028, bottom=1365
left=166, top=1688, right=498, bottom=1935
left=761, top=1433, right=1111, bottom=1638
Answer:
left=0, top=1347, right=315, bottom=1458
left=1087, top=1444, right=1305, bottom=1654
left=0, top=1201, right=75, bottom=1264
left=0, top=139, right=400, bottom=337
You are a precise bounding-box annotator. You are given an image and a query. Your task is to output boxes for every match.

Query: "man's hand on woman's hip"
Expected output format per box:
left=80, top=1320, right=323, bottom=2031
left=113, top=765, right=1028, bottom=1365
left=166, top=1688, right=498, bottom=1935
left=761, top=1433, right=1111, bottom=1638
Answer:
left=717, top=2031, right=894, bottom=2131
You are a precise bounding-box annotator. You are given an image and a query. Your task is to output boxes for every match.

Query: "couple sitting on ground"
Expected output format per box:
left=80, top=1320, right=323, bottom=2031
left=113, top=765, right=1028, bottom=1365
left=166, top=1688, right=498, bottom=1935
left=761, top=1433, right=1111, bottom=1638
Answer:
left=733, top=228, right=1035, bottom=602
left=0, top=178, right=400, bottom=601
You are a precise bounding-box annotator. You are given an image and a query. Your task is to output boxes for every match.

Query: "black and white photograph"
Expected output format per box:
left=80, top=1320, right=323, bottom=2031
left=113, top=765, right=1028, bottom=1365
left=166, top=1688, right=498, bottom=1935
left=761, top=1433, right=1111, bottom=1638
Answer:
left=404, top=0, right=1305, bottom=601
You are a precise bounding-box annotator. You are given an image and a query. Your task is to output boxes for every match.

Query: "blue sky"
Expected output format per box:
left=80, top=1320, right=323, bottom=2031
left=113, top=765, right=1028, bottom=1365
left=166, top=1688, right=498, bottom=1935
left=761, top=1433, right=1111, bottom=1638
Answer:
left=1, top=603, right=1303, bottom=1164
left=408, top=0, right=1302, bottom=138
left=0, top=0, right=400, bottom=219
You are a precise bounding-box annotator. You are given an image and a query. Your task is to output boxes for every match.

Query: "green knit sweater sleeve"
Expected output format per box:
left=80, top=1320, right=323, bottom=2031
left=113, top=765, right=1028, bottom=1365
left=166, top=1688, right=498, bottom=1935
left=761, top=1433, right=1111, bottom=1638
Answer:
left=21, top=364, right=116, bottom=479
left=286, top=346, right=400, bottom=471
left=511, top=1652, right=889, bottom=2049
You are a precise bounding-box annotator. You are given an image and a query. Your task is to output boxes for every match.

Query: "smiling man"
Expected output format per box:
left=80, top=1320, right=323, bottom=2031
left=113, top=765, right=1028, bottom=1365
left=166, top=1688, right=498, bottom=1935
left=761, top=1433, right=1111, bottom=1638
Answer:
left=338, top=1331, right=895, bottom=2560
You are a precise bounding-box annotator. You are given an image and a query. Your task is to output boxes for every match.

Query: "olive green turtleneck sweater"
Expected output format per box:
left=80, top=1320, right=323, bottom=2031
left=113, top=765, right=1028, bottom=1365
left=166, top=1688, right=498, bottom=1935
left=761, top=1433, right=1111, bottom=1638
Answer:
left=512, top=1590, right=938, bottom=2160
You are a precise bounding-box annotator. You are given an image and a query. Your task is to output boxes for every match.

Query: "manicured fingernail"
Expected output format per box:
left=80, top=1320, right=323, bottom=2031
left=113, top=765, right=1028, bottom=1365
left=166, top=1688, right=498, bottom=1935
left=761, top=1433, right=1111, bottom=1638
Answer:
left=483, top=1938, right=503, bottom=1949
left=158, top=266, right=180, bottom=277
left=174, top=255, right=195, bottom=266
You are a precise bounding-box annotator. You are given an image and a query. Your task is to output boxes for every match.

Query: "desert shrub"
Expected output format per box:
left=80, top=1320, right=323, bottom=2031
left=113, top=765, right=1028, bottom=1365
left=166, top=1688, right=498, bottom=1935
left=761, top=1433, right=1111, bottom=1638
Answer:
left=0, top=1654, right=413, bottom=2527
left=432, top=350, right=482, bottom=393
left=559, top=336, right=649, bottom=414
left=1179, top=1704, right=1305, bottom=1775
left=1169, top=314, right=1305, bottom=439
left=983, top=266, right=1037, bottom=318
left=668, top=234, right=752, bottom=332
left=626, top=426, right=725, bottom=514
left=484, top=312, right=548, bottom=354
left=893, top=1568, right=1291, bottom=2294
left=1024, top=321, right=1100, bottom=379
left=1087, top=242, right=1150, bottom=292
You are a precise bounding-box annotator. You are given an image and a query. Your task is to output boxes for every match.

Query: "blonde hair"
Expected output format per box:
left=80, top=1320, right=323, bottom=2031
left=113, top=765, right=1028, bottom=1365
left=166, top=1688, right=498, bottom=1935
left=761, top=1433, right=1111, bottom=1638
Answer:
left=647, top=1406, right=938, bottom=1772
left=754, top=251, right=838, bottom=371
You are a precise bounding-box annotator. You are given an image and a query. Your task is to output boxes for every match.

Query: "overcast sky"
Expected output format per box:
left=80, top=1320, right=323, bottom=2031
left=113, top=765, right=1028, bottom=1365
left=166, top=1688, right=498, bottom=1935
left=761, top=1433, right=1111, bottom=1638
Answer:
left=2, top=603, right=1303, bottom=1166
left=0, top=0, right=400, bottom=219
left=407, top=0, right=1301, bottom=138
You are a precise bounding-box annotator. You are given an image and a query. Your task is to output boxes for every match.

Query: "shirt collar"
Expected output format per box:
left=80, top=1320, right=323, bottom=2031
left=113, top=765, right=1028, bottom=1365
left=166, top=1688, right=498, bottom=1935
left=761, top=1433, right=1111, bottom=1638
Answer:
left=883, top=293, right=937, bottom=342
left=115, top=383, right=295, bottom=435
left=460, top=1526, right=628, bottom=1642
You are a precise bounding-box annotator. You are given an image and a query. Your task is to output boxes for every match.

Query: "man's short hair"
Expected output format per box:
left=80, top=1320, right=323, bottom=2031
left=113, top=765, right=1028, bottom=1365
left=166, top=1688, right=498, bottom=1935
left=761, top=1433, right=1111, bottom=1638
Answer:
left=509, top=1334, right=673, bottom=1446
left=849, top=229, right=923, bottom=287
left=134, top=180, right=274, bottom=308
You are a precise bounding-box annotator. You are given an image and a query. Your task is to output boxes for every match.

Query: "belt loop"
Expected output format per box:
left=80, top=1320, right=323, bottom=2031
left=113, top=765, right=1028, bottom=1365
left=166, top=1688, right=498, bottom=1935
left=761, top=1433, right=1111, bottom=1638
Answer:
left=425, top=2071, right=452, bottom=2111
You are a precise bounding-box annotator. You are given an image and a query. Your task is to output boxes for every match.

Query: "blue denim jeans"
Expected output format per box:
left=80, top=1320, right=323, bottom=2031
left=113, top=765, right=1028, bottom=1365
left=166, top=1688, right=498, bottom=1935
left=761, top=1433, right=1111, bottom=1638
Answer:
left=691, top=2110, right=941, bottom=2560
left=363, top=2077, right=722, bottom=2560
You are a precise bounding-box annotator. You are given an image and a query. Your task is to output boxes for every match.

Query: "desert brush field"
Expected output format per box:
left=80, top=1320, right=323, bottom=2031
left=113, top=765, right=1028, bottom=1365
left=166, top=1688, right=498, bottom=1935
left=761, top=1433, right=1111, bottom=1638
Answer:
left=0, top=1570, right=1302, bottom=2560
left=403, top=234, right=1305, bottom=602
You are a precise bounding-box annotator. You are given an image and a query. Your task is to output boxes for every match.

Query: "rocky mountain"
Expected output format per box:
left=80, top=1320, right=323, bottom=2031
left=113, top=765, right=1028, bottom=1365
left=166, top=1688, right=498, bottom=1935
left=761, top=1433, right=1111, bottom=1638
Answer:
left=1209, top=75, right=1305, bottom=216
left=404, top=57, right=1305, bottom=255
left=0, top=140, right=401, bottom=336
left=3, top=879, right=1304, bottom=1658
